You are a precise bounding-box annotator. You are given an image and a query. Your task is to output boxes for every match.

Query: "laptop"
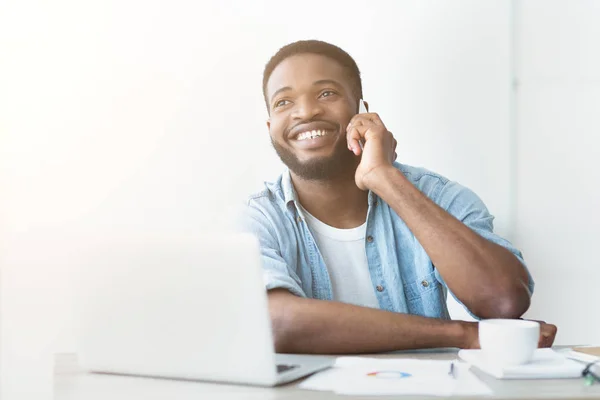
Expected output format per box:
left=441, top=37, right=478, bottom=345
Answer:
left=74, top=233, right=333, bottom=386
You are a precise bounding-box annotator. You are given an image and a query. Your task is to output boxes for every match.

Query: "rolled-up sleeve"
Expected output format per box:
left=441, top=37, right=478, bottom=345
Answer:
left=241, top=203, right=306, bottom=298
left=432, top=180, right=535, bottom=318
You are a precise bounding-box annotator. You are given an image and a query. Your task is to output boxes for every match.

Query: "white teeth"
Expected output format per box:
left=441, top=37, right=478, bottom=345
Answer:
left=297, top=130, right=329, bottom=141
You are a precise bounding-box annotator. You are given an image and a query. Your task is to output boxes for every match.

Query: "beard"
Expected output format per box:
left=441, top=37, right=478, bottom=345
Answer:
left=271, top=134, right=358, bottom=181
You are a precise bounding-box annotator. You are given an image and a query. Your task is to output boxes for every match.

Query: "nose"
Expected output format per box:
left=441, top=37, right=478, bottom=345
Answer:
left=291, top=96, right=324, bottom=121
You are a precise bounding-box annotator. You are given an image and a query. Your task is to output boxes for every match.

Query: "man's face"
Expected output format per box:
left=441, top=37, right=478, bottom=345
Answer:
left=266, top=54, right=358, bottom=181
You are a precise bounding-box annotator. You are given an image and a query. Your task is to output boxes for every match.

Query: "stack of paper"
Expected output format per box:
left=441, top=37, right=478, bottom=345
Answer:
left=299, top=357, right=492, bottom=396
left=458, top=348, right=584, bottom=379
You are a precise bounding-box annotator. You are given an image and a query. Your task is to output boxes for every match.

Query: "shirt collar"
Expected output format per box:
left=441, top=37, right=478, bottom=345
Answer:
left=282, top=169, right=297, bottom=206
left=281, top=169, right=378, bottom=218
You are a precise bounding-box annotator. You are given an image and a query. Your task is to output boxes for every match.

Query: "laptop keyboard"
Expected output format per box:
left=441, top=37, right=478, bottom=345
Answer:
left=277, top=364, right=299, bottom=374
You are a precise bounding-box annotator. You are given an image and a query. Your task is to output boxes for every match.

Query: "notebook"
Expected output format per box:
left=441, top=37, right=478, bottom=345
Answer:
left=566, top=346, right=600, bottom=364
left=458, top=348, right=584, bottom=379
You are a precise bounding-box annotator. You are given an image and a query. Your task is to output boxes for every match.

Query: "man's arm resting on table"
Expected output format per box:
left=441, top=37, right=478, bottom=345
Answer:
left=268, top=289, right=476, bottom=354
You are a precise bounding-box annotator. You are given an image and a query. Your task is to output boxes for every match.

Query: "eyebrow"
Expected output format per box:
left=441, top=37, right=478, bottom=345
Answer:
left=270, top=79, right=344, bottom=104
left=313, top=79, right=343, bottom=88
left=270, top=86, right=292, bottom=104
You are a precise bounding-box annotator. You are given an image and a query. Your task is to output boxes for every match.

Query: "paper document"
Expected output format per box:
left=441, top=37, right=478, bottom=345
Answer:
left=458, top=348, right=584, bottom=379
left=299, top=357, right=491, bottom=396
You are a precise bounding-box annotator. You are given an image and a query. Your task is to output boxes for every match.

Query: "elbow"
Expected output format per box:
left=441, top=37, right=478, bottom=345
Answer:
left=479, top=288, right=531, bottom=319
left=492, top=293, right=531, bottom=319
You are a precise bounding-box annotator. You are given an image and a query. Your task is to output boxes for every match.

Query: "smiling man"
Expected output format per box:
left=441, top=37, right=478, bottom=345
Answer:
left=244, top=40, right=557, bottom=354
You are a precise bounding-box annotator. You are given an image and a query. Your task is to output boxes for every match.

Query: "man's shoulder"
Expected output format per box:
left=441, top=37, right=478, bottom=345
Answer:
left=246, top=174, right=286, bottom=210
left=243, top=173, right=293, bottom=236
left=394, top=162, right=449, bottom=192
left=395, top=163, right=487, bottom=215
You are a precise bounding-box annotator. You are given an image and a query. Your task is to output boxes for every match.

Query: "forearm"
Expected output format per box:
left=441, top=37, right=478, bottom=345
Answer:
left=268, top=289, right=469, bottom=354
left=365, top=167, right=530, bottom=318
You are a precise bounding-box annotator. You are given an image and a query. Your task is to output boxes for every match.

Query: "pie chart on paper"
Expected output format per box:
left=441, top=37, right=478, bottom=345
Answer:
left=366, top=371, right=412, bottom=379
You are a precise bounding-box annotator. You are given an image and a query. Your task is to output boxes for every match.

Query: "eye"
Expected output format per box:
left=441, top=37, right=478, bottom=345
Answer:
left=320, top=90, right=337, bottom=98
left=274, top=99, right=291, bottom=108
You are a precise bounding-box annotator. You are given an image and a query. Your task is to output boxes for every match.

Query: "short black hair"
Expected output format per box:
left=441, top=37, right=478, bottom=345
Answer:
left=262, top=40, right=363, bottom=110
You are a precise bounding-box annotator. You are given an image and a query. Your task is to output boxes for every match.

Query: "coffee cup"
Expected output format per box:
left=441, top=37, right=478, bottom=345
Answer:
left=479, top=319, right=540, bottom=366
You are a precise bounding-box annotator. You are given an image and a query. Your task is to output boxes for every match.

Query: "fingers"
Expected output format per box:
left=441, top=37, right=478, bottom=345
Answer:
left=346, top=115, right=396, bottom=159
left=542, top=323, right=558, bottom=341
left=349, top=112, right=386, bottom=128
left=538, top=323, right=558, bottom=348
left=347, top=124, right=365, bottom=155
left=346, top=124, right=397, bottom=159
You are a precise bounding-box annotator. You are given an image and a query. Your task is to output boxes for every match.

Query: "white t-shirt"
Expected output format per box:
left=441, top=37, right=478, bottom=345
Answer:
left=299, top=205, right=380, bottom=309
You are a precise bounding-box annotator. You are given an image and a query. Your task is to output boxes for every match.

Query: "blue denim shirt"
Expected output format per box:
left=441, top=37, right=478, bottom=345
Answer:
left=243, top=162, right=534, bottom=319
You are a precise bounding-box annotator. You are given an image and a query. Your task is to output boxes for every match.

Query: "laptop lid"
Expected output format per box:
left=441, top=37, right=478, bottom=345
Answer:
left=74, top=233, right=278, bottom=386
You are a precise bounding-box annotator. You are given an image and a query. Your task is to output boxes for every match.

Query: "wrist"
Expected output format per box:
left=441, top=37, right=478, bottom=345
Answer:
left=454, top=321, right=479, bottom=349
left=362, top=164, right=398, bottom=191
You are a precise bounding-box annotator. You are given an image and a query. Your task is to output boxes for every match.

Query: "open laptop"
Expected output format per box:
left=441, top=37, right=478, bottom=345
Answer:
left=74, top=233, right=333, bottom=386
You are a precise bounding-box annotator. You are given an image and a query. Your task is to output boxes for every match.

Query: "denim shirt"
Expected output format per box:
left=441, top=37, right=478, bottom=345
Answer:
left=243, top=162, right=534, bottom=319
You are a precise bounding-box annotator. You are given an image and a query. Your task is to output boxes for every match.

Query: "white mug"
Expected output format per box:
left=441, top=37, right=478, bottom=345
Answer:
left=479, top=319, right=540, bottom=366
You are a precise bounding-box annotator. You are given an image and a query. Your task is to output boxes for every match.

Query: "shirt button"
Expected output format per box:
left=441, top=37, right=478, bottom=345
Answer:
left=373, top=199, right=378, bottom=206
left=296, top=216, right=302, bottom=222
left=366, top=236, right=374, bottom=243
left=376, top=285, right=384, bottom=292
left=421, top=280, right=429, bottom=288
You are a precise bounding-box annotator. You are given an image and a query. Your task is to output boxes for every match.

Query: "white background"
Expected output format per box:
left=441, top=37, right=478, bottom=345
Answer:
left=0, top=1, right=598, bottom=399
left=514, top=1, right=600, bottom=344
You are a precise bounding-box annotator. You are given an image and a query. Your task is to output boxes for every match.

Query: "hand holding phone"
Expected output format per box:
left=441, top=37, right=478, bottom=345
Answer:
left=348, top=101, right=398, bottom=190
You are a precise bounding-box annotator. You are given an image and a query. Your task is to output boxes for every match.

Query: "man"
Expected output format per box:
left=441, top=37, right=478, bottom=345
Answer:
left=244, top=40, right=557, bottom=354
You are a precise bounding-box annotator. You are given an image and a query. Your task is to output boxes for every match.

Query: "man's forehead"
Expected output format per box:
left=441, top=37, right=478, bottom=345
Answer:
left=267, top=53, right=349, bottom=97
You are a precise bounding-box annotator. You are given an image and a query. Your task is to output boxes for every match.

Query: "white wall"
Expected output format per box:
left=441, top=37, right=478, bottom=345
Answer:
left=515, top=0, right=600, bottom=345
left=1, top=1, right=512, bottom=398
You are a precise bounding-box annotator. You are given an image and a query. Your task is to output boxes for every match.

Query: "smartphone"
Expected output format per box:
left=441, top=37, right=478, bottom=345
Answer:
left=359, top=99, right=368, bottom=114
left=357, top=99, right=367, bottom=150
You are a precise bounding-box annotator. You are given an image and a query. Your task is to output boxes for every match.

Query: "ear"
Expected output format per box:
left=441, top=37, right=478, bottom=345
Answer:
left=363, top=100, right=370, bottom=112
left=266, top=119, right=271, bottom=131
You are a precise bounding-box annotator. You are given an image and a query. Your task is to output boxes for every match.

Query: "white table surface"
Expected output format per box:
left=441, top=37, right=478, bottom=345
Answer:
left=54, top=348, right=600, bottom=400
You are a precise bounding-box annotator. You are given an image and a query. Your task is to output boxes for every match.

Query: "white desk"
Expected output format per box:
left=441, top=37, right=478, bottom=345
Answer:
left=54, top=348, right=600, bottom=400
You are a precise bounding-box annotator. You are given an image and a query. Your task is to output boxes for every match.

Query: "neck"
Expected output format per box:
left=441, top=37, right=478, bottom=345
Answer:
left=291, top=167, right=368, bottom=229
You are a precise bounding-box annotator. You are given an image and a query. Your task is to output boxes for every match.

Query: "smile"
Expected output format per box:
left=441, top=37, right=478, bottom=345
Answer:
left=295, top=129, right=333, bottom=141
